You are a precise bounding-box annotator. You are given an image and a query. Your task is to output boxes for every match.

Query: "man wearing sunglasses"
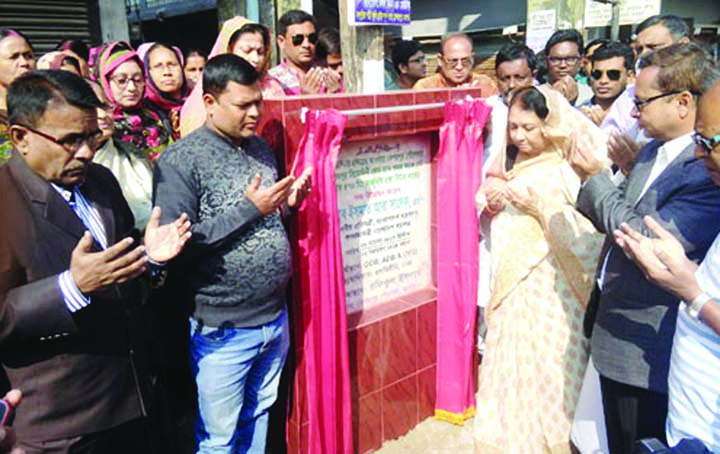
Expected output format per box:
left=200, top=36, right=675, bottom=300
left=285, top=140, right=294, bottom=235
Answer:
left=579, top=42, right=635, bottom=127
left=611, top=78, right=720, bottom=454
left=569, top=43, right=720, bottom=454
left=0, top=69, right=191, bottom=452
left=413, top=33, right=497, bottom=92
left=268, top=9, right=342, bottom=96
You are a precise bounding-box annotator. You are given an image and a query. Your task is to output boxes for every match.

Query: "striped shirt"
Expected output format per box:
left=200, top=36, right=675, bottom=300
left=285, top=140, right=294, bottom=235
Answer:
left=667, top=233, right=720, bottom=452
left=52, top=184, right=107, bottom=313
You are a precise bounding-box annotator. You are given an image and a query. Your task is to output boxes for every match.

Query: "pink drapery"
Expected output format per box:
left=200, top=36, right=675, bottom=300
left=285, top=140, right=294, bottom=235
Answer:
left=434, top=98, right=492, bottom=424
left=290, top=109, right=354, bottom=453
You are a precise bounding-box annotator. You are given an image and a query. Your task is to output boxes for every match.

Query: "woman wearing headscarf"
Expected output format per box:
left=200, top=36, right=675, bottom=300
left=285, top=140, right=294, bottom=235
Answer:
left=36, top=50, right=82, bottom=75
left=137, top=42, right=189, bottom=140
left=95, top=41, right=172, bottom=162
left=179, top=16, right=283, bottom=137
left=88, top=80, right=153, bottom=231
left=473, top=85, right=610, bottom=453
left=0, top=28, right=35, bottom=165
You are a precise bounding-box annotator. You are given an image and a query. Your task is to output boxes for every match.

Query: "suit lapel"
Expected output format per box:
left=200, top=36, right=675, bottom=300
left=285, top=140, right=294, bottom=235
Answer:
left=7, top=154, right=87, bottom=243
left=634, top=141, right=695, bottom=206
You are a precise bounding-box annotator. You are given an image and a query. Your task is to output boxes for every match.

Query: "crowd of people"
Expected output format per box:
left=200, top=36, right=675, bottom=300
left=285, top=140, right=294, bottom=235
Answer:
left=0, top=6, right=718, bottom=454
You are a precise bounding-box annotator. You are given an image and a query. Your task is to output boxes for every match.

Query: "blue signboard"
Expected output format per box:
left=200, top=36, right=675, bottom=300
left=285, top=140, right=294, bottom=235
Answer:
left=350, top=0, right=411, bottom=25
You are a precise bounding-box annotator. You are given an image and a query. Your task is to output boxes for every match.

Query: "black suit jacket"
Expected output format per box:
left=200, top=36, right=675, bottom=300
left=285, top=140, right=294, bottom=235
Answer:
left=0, top=154, right=151, bottom=442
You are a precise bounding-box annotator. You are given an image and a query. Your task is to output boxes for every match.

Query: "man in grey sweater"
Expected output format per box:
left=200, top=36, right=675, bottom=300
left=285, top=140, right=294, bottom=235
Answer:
left=153, top=54, right=312, bottom=454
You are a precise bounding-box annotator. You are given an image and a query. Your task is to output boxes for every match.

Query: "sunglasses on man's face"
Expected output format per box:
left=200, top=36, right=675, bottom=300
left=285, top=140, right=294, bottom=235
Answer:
left=291, top=33, right=318, bottom=46
left=591, top=69, right=623, bottom=81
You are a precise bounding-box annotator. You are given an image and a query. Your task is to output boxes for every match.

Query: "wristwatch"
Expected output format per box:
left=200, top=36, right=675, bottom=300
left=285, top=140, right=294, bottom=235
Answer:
left=686, top=292, right=712, bottom=321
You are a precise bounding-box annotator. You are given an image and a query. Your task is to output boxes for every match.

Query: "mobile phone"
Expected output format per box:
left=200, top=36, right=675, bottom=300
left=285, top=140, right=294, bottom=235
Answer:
left=0, top=397, right=15, bottom=426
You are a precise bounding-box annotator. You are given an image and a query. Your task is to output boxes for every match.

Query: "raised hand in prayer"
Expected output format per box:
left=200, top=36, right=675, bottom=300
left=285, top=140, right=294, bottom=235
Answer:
left=323, top=69, right=342, bottom=94
left=246, top=174, right=295, bottom=215
left=551, top=75, right=579, bottom=105
left=300, top=67, right=324, bottom=95
left=287, top=166, right=313, bottom=209
left=613, top=216, right=697, bottom=301
left=567, top=131, right=606, bottom=182
left=579, top=104, right=606, bottom=126
left=608, top=131, right=641, bottom=175
left=507, top=185, right=543, bottom=220
left=144, top=206, right=192, bottom=264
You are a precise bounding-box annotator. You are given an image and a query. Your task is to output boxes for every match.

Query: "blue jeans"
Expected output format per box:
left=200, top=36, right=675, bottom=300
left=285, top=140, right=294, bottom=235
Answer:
left=189, top=310, right=289, bottom=454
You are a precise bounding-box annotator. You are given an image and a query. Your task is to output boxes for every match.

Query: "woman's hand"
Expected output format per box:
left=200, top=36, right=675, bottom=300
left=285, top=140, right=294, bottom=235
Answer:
left=483, top=176, right=507, bottom=214
left=507, top=185, right=542, bottom=219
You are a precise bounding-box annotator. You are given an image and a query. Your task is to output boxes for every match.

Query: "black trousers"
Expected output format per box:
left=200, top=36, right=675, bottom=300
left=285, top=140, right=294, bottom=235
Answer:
left=600, top=375, right=669, bottom=454
left=20, top=418, right=153, bottom=454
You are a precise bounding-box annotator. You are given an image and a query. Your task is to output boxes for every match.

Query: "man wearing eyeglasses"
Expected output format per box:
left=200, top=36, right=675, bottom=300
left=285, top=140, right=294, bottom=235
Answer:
left=543, top=29, right=593, bottom=106
left=413, top=33, right=497, bottom=92
left=0, top=69, right=191, bottom=452
left=568, top=42, right=720, bottom=453
left=268, top=9, right=342, bottom=96
left=612, top=78, right=720, bottom=454
left=579, top=42, right=635, bottom=127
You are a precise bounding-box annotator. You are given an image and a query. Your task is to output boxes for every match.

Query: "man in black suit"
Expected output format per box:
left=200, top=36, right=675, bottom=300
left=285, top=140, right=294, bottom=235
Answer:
left=570, top=43, right=720, bottom=453
left=0, top=70, right=190, bottom=453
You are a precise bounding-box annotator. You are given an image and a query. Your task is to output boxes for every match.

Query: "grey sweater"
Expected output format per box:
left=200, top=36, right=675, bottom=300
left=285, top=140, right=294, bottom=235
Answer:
left=153, top=126, right=291, bottom=327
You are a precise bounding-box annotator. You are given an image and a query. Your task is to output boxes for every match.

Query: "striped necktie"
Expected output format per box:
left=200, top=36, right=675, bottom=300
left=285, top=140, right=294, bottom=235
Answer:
left=69, top=187, right=108, bottom=250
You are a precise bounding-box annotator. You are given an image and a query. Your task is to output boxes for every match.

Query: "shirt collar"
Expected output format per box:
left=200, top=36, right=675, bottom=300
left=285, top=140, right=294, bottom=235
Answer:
left=51, top=183, right=74, bottom=203
left=660, top=132, right=693, bottom=163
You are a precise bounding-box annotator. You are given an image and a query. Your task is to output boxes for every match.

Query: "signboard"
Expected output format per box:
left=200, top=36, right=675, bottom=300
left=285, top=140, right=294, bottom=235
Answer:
left=336, top=134, right=432, bottom=313
left=584, top=0, right=661, bottom=27
left=526, top=8, right=557, bottom=53
left=348, top=0, right=411, bottom=25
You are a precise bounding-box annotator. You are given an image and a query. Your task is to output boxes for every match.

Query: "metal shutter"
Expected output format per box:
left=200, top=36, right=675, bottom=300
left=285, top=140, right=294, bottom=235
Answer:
left=0, top=0, right=100, bottom=55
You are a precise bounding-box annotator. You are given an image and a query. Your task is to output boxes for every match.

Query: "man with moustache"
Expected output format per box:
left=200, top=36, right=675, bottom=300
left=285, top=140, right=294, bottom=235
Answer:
left=154, top=55, right=312, bottom=454
left=268, top=9, right=341, bottom=95
left=413, top=33, right=496, bottom=93
left=569, top=43, right=720, bottom=453
left=0, top=69, right=191, bottom=453
left=614, top=79, right=720, bottom=453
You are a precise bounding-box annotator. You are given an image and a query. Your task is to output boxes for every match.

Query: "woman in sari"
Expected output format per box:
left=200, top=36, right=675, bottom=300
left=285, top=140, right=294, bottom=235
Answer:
left=473, top=85, right=609, bottom=453
left=179, top=16, right=283, bottom=136
left=0, top=28, right=35, bottom=165
left=95, top=41, right=172, bottom=162
left=137, top=42, right=189, bottom=140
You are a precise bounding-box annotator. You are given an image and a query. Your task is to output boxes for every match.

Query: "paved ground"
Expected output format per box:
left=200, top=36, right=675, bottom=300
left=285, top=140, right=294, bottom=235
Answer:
left=374, top=414, right=475, bottom=454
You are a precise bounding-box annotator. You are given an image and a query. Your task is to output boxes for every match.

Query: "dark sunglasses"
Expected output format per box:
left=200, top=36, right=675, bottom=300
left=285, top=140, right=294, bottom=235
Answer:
left=591, top=69, right=622, bottom=81
left=693, top=131, right=720, bottom=154
left=291, top=33, right=318, bottom=46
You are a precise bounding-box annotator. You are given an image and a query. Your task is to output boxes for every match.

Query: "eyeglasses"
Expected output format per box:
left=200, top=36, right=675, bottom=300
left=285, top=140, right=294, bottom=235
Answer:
left=547, top=55, right=581, bottom=65
left=408, top=56, right=426, bottom=64
left=591, top=69, right=623, bottom=81
left=290, top=33, right=318, bottom=46
left=692, top=131, right=720, bottom=155
left=110, top=75, right=145, bottom=89
left=18, top=124, right=102, bottom=153
left=633, top=90, right=683, bottom=111
left=441, top=56, right=473, bottom=68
